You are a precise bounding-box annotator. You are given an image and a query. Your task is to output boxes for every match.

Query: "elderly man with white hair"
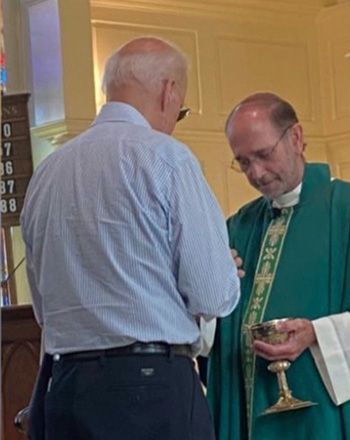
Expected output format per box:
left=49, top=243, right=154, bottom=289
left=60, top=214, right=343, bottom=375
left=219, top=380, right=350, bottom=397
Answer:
left=21, top=36, right=240, bottom=440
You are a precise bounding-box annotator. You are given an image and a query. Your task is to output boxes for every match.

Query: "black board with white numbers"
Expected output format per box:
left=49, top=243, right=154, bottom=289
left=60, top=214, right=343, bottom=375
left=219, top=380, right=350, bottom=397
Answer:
left=1, top=93, right=33, bottom=227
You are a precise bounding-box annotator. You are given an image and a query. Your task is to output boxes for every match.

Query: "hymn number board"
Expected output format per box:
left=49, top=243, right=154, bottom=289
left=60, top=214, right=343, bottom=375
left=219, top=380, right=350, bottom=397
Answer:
left=1, top=93, right=33, bottom=227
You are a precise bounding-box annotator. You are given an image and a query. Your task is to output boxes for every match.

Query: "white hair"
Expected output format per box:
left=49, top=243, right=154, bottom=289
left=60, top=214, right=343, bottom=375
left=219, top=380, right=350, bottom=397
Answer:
left=102, top=36, right=189, bottom=95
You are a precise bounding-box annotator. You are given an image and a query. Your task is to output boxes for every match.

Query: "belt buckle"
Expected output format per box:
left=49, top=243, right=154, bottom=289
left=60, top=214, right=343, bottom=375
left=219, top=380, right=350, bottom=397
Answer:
left=131, top=342, right=167, bottom=354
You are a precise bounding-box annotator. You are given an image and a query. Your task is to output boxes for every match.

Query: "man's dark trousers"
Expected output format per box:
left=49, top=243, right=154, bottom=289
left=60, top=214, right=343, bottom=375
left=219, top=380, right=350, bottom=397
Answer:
left=44, top=351, right=215, bottom=440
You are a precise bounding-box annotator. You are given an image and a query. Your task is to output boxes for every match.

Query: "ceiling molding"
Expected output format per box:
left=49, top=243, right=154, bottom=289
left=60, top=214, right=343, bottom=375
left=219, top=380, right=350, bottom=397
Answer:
left=91, top=0, right=337, bottom=19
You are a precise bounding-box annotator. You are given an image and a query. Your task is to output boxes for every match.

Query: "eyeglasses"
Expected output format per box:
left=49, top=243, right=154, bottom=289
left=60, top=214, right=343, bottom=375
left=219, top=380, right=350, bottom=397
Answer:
left=177, top=107, right=191, bottom=122
left=230, top=123, right=295, bottom=173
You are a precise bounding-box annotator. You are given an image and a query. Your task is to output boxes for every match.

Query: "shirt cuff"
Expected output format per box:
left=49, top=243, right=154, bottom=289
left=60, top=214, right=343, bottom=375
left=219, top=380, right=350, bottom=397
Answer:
left=310, top=312, right=350, bottom=405
left=199, top=318, right=217, bottom=357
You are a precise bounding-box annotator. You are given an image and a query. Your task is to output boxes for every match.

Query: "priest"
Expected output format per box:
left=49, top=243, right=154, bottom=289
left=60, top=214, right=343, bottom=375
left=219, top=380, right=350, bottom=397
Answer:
left=208, top=92, right=350, bottom=440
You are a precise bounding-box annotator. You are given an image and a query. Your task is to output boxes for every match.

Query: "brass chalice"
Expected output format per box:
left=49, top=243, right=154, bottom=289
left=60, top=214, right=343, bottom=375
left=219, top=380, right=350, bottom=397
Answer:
left=250, top=318, right=317, bottom=415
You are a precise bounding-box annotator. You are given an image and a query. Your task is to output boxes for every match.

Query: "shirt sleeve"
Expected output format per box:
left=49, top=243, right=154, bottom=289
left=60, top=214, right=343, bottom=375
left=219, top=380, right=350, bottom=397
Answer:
left=168, top=157, right=240, bottom=320
left=21, top=225, right=44, bottom=328
left=310, top=312, right=350, bottom=405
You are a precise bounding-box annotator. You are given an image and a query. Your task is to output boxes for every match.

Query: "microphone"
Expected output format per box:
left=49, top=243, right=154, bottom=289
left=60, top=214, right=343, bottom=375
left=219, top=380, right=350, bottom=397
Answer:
left=1, top=257, right=25, bottom=288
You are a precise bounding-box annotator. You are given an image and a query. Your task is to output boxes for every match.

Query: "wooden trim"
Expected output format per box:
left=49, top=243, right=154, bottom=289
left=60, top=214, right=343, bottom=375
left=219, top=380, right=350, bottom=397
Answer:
left=2, top=227, right=18, bottom=305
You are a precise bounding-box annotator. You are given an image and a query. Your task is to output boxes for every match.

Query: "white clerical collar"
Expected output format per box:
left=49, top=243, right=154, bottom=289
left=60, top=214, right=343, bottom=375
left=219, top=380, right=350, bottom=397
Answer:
left=272, top=182, right=302, bottom=208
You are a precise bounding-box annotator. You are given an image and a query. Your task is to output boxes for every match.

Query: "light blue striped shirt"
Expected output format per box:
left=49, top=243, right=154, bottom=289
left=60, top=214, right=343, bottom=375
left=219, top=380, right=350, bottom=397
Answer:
left=21, top=103, right=240, bottom=355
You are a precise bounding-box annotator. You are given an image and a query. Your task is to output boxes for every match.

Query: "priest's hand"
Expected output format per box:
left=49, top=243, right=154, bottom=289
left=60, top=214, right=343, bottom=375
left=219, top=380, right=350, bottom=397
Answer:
left=252, top=318, right=316, bottom=362
left=231, top=248, right=245, bottom=278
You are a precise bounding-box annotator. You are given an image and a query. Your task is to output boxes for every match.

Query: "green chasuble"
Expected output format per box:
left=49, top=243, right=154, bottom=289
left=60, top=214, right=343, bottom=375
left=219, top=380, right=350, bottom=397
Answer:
left=208, top=164, right=350, bottom=440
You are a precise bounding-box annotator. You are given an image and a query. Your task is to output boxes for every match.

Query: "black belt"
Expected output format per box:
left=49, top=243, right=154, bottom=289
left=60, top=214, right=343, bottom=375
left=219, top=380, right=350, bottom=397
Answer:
left=54, top=342, right=192, bottom=361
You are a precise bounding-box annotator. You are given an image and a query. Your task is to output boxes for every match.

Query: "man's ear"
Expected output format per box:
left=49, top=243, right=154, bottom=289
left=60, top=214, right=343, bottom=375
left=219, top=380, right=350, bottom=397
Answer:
left=161, top=78, right=176, bottom=112
left=290, top=123, right=304, bottom=154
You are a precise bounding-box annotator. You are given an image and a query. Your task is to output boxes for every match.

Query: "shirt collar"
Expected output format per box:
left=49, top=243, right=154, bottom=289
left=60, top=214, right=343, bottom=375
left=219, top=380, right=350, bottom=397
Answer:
left=91, top=102, right=151, bottom=129
left=272, top=182, right=302, bottom=208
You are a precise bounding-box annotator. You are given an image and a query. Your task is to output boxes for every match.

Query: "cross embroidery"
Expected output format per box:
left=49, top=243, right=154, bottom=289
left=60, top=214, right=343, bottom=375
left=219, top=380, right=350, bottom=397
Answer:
left=240, top=206, right=294, bottom=439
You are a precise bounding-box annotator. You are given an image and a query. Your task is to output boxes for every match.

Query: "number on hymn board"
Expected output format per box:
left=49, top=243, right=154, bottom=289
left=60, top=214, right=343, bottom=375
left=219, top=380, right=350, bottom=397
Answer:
left=2, top=141, right=12, bottom=157
left=2, top=122, right=12, bottom=138
left=1, top=180, right=15, bottom=195
left=1, top=161, right=14, bottom=176
left=1, top=198, right=18, bottom=214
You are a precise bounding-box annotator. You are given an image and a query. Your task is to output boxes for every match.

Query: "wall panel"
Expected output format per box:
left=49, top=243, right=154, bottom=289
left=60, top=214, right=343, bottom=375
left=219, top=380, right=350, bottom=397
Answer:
left=327, top=136, right=350, bottom=180
left=317, top=3, right=350, bottom=180
left=215, top=36, right=313, bottom=121
left=318, top=3, right=350, bottom=135
left=92, top=21, right=202, bottom=114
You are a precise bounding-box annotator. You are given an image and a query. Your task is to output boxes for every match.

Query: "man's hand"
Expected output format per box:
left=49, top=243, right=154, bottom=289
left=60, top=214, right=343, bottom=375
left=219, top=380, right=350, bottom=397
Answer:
left=252, top=318, right=316, bottom=362
left=231, top=248, right=245, bottom=278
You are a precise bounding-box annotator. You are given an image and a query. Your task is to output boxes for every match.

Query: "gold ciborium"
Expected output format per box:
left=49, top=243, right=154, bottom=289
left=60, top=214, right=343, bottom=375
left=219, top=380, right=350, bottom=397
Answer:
left=250, top=318, right=317, bottom=415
